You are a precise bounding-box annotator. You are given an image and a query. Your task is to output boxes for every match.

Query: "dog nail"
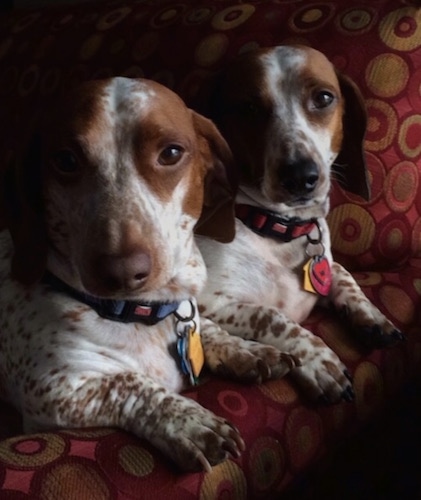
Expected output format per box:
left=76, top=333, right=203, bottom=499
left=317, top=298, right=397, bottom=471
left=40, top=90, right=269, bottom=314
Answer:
left=342, top=386, right=355, bottom=402
left=392, top=329, right=406, bottom=342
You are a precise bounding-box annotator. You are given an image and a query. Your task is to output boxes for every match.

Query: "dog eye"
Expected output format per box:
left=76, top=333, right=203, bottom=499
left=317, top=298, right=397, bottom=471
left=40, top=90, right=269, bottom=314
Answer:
left=312, top=91, right=335, bottom=109
left=158, top=145, right=185, bottom=166
left=52, top=150, right=79, bottom=174
left=236, top=100, right=260, bottom=117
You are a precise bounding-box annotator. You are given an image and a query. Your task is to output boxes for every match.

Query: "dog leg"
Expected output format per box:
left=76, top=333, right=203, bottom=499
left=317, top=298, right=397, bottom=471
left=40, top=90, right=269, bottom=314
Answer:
left=203, top=304, right=353, bottom=403
left=21, top=374, right=244, bottom=472
left=330, top=262, right=404, bottom=349
left=201, top=318, right=300, bottom=383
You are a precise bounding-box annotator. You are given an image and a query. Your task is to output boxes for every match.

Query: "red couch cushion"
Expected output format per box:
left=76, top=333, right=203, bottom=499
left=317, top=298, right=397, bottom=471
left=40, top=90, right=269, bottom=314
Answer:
left=0, top=0, right=420, bottom=498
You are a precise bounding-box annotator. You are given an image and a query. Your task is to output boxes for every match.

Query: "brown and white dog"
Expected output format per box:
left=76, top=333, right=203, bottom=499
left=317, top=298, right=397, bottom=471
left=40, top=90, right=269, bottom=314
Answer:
left=195, top=46, right=403, bottom=403
left=0, top=77, right=298, bottom=472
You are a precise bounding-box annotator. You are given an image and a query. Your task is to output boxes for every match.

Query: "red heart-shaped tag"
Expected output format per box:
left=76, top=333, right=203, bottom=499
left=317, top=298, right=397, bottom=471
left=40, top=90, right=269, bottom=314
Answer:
left=309, top=256, right=332, bottom=296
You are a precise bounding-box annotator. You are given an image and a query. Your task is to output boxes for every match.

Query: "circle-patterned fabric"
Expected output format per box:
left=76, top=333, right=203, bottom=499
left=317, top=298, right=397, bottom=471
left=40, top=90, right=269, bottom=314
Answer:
left=0, top=0, right=420, bottom=498
left=0, top=0, right=420, bottom=272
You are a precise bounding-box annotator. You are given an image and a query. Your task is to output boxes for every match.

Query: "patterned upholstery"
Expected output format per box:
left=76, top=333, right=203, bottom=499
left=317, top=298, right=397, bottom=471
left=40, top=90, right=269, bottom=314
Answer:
left=0, top=0, right=420, bottom=497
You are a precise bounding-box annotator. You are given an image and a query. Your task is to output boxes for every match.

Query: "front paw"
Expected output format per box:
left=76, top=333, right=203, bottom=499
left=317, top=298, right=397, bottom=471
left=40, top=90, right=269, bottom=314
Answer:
left=290, top=343, right=354, bottom=404
left=150, top=399, right=245, bottom=472
left=205, top=335, right=300, bottom=383
left=340, top=306, right=405, bottom=349
left=356, top=324, right=405, bottom=350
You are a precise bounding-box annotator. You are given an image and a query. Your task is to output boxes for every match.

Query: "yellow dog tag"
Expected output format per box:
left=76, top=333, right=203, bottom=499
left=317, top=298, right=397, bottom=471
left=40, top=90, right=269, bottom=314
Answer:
left=188, top=327, right=204, bottom=379
left=303, top=258, right=317, bottom=294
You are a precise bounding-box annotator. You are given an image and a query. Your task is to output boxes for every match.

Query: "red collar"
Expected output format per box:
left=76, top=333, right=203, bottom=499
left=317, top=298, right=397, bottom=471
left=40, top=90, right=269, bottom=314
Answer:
left=235, top=204, right=318, bottom=242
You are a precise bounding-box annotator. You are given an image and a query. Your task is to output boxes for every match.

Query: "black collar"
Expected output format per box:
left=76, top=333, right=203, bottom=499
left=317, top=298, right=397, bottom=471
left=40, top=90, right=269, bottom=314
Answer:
left=235, top=204, right=318, bottom=242
left=42, top=271, right=181, bottom=325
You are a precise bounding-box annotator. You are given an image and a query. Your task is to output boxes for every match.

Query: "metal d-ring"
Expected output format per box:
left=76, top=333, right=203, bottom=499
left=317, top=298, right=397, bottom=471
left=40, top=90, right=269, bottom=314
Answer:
left=305, top=241, right=325, bottom=258
left=174, top=299, right=196, bottom=322
left=305, top=220, right=325, bottom=257
left=174, top=299, right=197, bottom=336
left=306, top=219, right=323, bottom=245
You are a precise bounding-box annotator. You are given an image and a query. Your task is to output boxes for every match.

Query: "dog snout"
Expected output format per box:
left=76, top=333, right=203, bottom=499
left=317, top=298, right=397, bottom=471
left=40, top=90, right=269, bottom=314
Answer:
left=95, top=250, right=151, bottom=293
left=280, top=158, right=319, bottom=196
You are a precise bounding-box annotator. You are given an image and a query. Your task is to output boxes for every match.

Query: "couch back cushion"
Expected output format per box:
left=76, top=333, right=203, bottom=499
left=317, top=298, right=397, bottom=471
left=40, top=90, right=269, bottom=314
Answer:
left=0, top=0, right=420, bottom=271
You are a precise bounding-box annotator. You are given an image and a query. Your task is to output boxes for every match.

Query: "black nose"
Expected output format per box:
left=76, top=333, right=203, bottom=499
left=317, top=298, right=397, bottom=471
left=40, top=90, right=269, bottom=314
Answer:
left=280, top=158, right=319, bottom=196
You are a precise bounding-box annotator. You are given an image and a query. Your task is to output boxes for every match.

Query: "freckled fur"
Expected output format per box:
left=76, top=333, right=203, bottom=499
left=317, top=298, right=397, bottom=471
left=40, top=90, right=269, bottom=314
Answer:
left=0, top=77, right=298, bottom=472
left=197, top=46, right=401, bottom=403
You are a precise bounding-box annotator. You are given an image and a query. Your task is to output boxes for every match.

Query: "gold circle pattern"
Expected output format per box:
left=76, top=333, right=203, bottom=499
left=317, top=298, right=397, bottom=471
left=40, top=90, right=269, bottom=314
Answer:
left=285, top=407, right=323, bottom=470
left=258, top=378, right=298, bottom=404
left=118, top=445, right=154, bottom=477
left=329, top=204, right=375, bottom=256
left=364, top=99, right=398, bottom=152
left=195, top=33, right=229, bottom=67
left=336, top=8, right=377, bottom=35
left=0, top=1, right=421, bottom=498
left=399, top=115, right=421, bottom=159
left=199, top=461, right=247, bottom=499
left=365, top=53, right=409, bottom=98
left=379, top=8, right=421, bottom=51
left=96, top=6, right=132, bottom=31
left=0, top=434, right=66, bottom=468
left=289, top=4, right=335, bottom=32
left=38, top=462, right=110, bottom=499
left=385, top=161, right=419, bottom=212
left=211, top=5, right=255, bottom=31
left=379, top=285, right=414, bottom=324
left=248, top=437, right=286, bottom=493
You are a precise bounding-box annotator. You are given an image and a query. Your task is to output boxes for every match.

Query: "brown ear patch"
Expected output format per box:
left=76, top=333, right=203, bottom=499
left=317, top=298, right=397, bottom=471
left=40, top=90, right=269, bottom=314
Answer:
left=191, top=112, right=237, bottom=243
left=335, top=72, right=371, bottom=201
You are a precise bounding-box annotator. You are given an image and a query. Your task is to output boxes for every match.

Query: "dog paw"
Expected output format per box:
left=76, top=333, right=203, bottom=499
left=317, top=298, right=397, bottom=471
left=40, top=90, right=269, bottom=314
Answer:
left=290, top=346, right=353, bottom=404
left=148, top=399, right=245, bottom=472
left=205, top=335, right=300, bottom=383
left=340, top=306, right=405, bottom=349
left=356, top=325, right=405, bottom=349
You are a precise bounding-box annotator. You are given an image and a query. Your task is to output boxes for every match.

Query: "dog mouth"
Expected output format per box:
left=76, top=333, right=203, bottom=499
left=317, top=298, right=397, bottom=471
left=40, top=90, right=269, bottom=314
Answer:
left=84, top=276, right=149, bottom=298
left=289, top=195, right=313, bottom=206
left=264, top=186, right=315, bottom=206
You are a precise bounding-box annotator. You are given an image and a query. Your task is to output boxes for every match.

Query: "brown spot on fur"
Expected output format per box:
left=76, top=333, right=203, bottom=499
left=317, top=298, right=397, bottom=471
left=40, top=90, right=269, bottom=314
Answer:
left=250, top=312, right=258, bottom=329
left=288, top=327, right=301, bottom=338
left=323, top=360, right=340, bottom=377
left=272, top=322, right=286, bottom=337
left=310, top=336, right=325, bottom=348
left=61, top=308, right=86, bottom=322
left=249, top=312, right=271, bottom=336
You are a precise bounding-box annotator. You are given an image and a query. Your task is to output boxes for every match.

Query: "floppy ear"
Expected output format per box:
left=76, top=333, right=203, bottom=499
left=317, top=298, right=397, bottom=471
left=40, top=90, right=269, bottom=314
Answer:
left=191, top=111, right=237, bottom=243
left=1, top=135, right=48, bottom=284
left=334, top=72, right=371, bottom=201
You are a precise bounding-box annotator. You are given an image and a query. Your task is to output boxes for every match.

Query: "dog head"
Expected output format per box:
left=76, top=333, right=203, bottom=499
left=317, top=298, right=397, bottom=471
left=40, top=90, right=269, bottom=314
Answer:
left=204, top=45, right=369, bottom=217
left=1, top=78, right=235, bottom=300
